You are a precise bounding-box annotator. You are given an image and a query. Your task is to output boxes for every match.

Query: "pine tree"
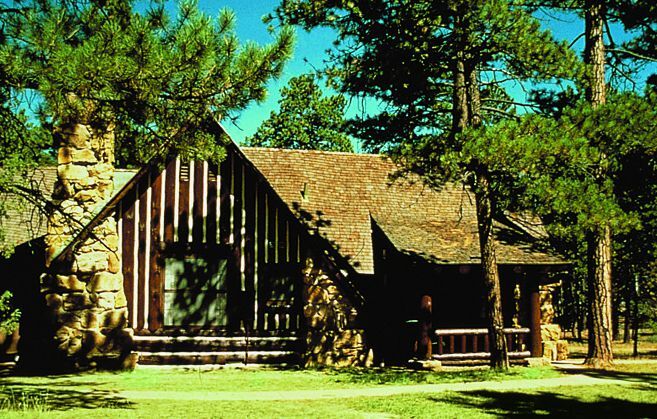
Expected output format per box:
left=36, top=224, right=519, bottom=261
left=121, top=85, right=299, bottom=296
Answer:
left=0, top=4, right=53, bottom=253
left=465, top=89, right=657, bottom=368
left=247, top=73, right=353, bottom=152
left=272, top=0, right=579, bottom=369
left=2, top=0, right=294, bottom=165
left=523, top=0, right=657, bottom=368
left=0, top=291, right=20, bottom=334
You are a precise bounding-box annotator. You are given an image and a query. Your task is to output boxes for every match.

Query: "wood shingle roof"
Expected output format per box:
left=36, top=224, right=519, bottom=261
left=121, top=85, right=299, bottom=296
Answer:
left=242, top=147, right=566, bottom=275
left=0, top=167, right=56, bottom=251
left=0, top=168, right=136, bottom=250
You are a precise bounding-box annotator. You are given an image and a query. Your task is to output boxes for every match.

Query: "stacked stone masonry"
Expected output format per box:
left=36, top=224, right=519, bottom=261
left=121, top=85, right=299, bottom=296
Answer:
left=540, top=284, right=568, bottom=361
left=302, top=257, right=372, bottom=367
left=41, top=123, right=132, bottom=368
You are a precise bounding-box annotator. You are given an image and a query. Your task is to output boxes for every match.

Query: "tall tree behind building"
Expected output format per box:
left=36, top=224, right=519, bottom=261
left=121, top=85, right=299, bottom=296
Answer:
left=247, top=73, right=353, bottom=152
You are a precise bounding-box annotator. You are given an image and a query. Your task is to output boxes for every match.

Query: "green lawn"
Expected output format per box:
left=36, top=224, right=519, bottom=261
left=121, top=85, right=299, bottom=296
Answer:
left=0, top=364, right=562, bottom=393
left=1, top=364, right=656, bottom=418
left=567, top=332, right=657, bottom=359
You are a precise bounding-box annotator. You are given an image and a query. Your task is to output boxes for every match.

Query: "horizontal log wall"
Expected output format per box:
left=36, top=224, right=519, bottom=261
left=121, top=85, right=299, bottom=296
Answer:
left=117, top=151, right=303, bottom=335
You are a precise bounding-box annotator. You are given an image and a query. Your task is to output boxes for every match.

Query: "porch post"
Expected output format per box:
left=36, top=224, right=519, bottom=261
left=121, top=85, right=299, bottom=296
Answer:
left=529, top=280, right=542, bottom=357
left=417, top=294, right=432, bottom=359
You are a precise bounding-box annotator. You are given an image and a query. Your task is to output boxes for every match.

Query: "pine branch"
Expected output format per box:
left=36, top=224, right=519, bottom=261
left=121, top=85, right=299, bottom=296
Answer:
left=481, top=106, right=520, bottom=119
left=608, top=48, right=657, bottom=63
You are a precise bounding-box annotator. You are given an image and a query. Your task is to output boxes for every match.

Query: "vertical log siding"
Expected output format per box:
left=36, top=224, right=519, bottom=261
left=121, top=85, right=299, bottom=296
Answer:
left=117, top=152, right=303, bottom=336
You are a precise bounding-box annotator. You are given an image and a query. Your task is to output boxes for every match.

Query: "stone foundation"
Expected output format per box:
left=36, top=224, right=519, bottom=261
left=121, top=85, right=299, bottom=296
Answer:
left=540, top=284, right=568, bottom=361
left=540, top=284, right=558, bottom=324
left=302, top=257, right=371, bottom=367
left=40, top=122, right=133, bottom=370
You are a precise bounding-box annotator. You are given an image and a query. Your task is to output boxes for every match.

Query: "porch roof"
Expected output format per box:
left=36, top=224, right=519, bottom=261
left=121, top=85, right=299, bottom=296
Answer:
left=242, top=147, right=566, bottom=274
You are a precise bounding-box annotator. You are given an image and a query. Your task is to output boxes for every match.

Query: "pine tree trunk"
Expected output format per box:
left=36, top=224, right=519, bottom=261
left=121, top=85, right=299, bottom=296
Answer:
left=567, top=279, right=576, bottom=336
left=612, top=295, right=620, bottom=340
left=585, top=0, right=606, bottom=106
left=632, top=273, right=639, bottom=357
left=475, top=169, right=509, bottom=370
left=623, top=284, right=632, bottom=343
left=467, top=64, right=508, bottom=370
left=586, top=228, right=614, bottom=367
left=584, top=0, right=614, bottom=368
left=623, top=309, right=631, bottom=343
left=452, top=17, right=468, bottom=138
left=451, top=12, right=508, bottom=371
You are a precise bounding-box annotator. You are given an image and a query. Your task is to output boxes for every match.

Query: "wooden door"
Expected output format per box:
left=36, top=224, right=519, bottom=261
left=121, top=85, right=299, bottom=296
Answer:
left=163, top=256, right=228, bottom=327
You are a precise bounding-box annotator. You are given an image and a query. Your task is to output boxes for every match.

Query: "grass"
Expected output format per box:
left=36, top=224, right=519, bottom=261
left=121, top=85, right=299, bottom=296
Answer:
left=320, top=363, right=561, bottom=386
left=568, top=335, right=657, bottom=359
left=1, top=383, right=655, bottom=418
left=0, top=363, right=655, bottom=418
left=0, top=364, right=561, bottom=393
left=612, top=362, right=657, bottom=374
left=0, top=388, right=50, bottom=413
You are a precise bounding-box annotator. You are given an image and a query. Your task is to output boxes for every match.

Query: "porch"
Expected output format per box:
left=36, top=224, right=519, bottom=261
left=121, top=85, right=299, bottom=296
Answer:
left=432, top=327, right=531, bottom=362
left=408, top=270, right=559, bottom=364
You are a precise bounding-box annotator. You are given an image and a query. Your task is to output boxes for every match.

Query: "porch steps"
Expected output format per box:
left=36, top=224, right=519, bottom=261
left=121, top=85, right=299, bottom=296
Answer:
left=133, top=336, right=301, bottom=366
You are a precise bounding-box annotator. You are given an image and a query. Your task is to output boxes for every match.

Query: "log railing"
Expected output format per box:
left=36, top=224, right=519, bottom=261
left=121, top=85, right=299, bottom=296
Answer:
left=433, top=327, right=531, bottom=361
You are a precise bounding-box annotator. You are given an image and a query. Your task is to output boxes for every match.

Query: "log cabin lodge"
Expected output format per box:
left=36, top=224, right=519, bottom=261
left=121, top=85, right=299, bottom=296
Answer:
left=1, top=123, right=569, bottom=368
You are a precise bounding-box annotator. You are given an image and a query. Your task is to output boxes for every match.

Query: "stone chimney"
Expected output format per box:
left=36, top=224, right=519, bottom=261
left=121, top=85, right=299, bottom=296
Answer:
left=39, top=121, right=134, bottom=370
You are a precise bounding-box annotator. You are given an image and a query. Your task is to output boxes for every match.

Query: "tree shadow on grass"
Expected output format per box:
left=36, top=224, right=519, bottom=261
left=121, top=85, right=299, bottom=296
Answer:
left=557, top=363, right=657, bottom=386
left=0, top=374, right=134, bottom=412
left=301, top=366, right=519, bottom=386
left=322, top=366, right=436, bottom=385
left=436, top=386, right=657, bottom=418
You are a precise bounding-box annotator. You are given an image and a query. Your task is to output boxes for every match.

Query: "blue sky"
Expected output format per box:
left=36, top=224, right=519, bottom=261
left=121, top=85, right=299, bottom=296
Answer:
left=191, top=1, right=336, bottom=143
left=188, top=2, right=654, bottom=145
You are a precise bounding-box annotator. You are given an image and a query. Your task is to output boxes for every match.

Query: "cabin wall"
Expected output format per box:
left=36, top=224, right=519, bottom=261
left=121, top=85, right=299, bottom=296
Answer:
left=116, top=151, right=304, bottom=335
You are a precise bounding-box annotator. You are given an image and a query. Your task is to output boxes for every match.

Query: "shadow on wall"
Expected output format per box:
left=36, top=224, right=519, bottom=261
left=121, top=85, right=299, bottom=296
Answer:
left=302, top=257, right=371, bottom=368
left=293, top=203, right=394, bottom=366
left=159, top=243, right=264, bottom=333
left=291, top=202, right=361, bottom=269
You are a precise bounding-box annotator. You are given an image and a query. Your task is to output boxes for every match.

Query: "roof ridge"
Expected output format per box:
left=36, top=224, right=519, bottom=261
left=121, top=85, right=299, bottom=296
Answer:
left=240, top=146, right=383, bottom=158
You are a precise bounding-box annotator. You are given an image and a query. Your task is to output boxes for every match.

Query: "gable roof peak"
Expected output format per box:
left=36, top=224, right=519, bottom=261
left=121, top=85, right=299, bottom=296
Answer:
left=240, top=146, right=382, bottom=159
